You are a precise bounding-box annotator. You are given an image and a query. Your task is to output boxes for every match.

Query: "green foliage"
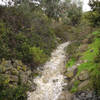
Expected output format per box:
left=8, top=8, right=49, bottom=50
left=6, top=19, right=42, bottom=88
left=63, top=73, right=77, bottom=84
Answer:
left=0, top=83, right=28, bottom=100
left=82, top=38, right=100, bottom=61
left=92, top=31, right=100, bottom=35
left=40, top=0, right=61, bottom=20
left=66, top=58, right=76, bottom=68
left=87, top=0, right=100, bottom=26
left=85, top=0, right=100, bottom=27
left=67, top=3, right=82, bottom=26
left=30, top=47, right=48, bottom=66
left=0, top=64, right=29, bottom=100
left=90, top=11, right=100, bottom=26
left=0, top=4, right=58, bottom=99
left=66, top=29, right=100, bottom=95
left=70, top=80, right=80, bottom=93
left=89, top=0, right=100, bottom=11
left=92, top=30, right=100, bottom=36
left=78, top=62, right=97, bottom=75
left=60, top=0, right=82, bottom=26
left=66, top=41, right=80, bottom=59
left=91, top=64, right=100, bottom=95
left=77, top=35, right=100, bottom=74
left=0, top=74, right=10, bottom=86
left=77, top=34, right=100, bottom=95
left=0, top=6, right=57, bottom=67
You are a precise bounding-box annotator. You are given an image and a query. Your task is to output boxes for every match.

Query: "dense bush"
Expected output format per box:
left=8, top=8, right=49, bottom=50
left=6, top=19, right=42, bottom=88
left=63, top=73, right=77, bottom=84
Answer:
left=66, top=41, right=80, bottom=59
left=0, top=74, right=29, bottom=100
left=85, top=0, right=100, bottom=27
left=0, top=4, right=60, bottom=100
left=30, top=47, right=48, bottom=66
left=85, top=11, right=100, bottom=27
left=0, top=6, right=57, bottom=67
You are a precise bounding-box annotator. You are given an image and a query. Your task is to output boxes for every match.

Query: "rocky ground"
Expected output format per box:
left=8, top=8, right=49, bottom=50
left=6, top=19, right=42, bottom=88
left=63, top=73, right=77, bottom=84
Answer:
left=56, top=36, right=100, bottom=100
left=0, top=59, right=37, bottom=91
left=58, top=60, right=100, bottom=100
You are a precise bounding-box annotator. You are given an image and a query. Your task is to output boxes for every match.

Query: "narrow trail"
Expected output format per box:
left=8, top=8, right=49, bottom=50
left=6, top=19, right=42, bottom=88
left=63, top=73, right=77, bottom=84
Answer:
left=28, top=42, right=70, bottom=100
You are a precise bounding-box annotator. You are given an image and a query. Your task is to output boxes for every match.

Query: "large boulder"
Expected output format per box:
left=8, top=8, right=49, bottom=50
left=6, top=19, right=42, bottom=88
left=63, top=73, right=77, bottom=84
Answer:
left=10, top=75, right=18, bottom=82
left=10, top=68, right=18, bottom=75
left=26, top=70, right=32, bottom=76
left=66, top=71, right=74, bottom=79
left=73, top=91, right=98, bottom=100
left=68, top=78, right=78, bottom=90
left=82, top=39, right=89, bottom=44
left=0, top=65, right=6, bottom=73
left=20, top=71, right=28, bottom=83
left=28, top=80, right=37, bottom=91
left=1, top=59, right=13, bottom=68
left=78, top=70, right=89, bottom=81
left=58, top=91, right=73, bottom=100
left=78, top=80, right=90, bottom=90
left=79, top=44, right=88, bottom=52
left=66, top=65, right=78, bottom=79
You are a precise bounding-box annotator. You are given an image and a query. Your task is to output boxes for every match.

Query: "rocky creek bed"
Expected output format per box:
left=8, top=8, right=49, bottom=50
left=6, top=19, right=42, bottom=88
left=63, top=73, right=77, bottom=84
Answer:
left=28, top=42, right=99, bottom=100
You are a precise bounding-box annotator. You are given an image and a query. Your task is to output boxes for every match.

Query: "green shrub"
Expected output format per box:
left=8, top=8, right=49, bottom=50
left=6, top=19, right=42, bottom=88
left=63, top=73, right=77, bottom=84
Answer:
left=92, top=31, right=100, bottom=35
left=66, top=58, right=76, bottom=68
left=0, top=73, right=29, bottom=100
left=91, top=64, right=100, bottom=96
left=66, top=41, right=80, bottom=59
left=76, top=35, right=100, bottom=95
left=30, top=47, right=48, bottom=66
left=0, top=84, right=28, bottom=100
left=0, top=7, right=57, bottom=67
left=70, top=80, right=80, bottom=93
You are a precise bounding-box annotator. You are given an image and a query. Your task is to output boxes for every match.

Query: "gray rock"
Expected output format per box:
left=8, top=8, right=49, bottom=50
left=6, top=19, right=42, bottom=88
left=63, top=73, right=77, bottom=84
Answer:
left=79, top=44, right=88, bottom=52
left=66, top=64, right=78, bottom=79
left=58, top=91, right=73, bottom=100
left=73, top=91, right=98, bottom=100
left=78, top=80, right=90, bottom=90
left=26, top=70, right=32, bottom=76
left=10, top=75, right=18, bottom=82
left=66, top=71, right=74, bottom=79
left=0, top=65, right=6, bottom=73
left=82, top=39, right=89, bottom=44
left=86, top=92, right=93, bottom=98
left=10, top=68, right=18, bottom=75
left=81, top=92, right=86, bottom=97
left=20, top=71, right=28, bottom=83
left=78, top=70, right=89, bottom=81
left=4, top=60, right=13, bottom=68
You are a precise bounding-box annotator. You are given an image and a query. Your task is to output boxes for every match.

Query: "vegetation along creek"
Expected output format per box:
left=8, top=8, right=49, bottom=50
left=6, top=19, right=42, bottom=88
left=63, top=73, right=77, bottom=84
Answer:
left=0, top=0, right=100, bottom=100
left=28, top=42, right=70, bottom=100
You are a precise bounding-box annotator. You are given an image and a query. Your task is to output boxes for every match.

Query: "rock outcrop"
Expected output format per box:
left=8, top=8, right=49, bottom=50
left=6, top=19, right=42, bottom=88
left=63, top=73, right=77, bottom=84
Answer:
left=63, top=61, right=96, bottom=100
left=0, top=59, right=36, bottom=91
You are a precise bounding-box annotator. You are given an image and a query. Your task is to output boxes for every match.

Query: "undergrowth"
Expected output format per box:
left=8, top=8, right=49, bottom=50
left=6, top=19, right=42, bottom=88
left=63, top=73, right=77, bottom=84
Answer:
left=66, top=30, right=100, bottom=94
left=66, top=58, right=76, bottom=68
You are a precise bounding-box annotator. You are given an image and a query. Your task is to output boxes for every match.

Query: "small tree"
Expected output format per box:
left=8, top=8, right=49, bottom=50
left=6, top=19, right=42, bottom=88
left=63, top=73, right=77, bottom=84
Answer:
left=88, top=0, right=100, bottom=26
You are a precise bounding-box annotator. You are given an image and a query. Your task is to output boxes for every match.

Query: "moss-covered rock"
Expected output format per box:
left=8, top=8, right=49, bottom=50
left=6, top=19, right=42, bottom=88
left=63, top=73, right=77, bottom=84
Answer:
left=22, top=65, right=27, bottom=72
left=66, top=71, right=74, bottom=79
left=0, top=65, right=6, bottom=73
left=10, top=75, right=18, bottom=82
left=17, top=65, right=21, bottom=71
left=10, top=68, right=18, bottom=75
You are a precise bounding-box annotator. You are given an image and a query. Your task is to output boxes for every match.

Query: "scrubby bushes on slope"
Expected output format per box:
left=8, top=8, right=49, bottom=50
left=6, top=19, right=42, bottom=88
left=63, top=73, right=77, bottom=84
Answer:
left=0, top=59, right=33, bottom=100
left=65, top=30, right=100, bottom=97
left=0, top=5, right=57, bottom=99
left=0, top=6, right=57, bottom=67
